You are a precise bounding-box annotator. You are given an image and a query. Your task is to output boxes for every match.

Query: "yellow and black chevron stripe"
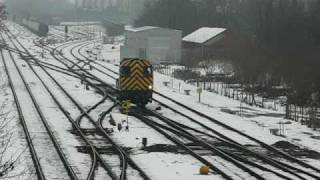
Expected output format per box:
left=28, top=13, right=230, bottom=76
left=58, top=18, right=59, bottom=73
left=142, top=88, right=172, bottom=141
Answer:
left=120, top=59, right=153, bottom=91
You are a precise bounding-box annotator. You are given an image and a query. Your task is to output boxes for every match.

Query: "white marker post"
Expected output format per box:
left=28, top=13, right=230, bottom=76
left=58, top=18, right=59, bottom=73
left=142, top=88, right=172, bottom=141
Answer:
left=197, top=87, right=202, bottom=103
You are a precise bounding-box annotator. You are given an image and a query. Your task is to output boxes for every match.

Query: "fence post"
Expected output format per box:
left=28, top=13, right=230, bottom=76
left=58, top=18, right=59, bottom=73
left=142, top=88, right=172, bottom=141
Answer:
left=289, top=104, right=292, bottom=120
left=294, top=105, right=297, bottom=121
left=237, top=89, right=239, bottom=100
left=285, top=103, right=289, bottom=119
left=232, top=88, right=235, bottom=99
left=301, top=106, right=304, bottom=123
left=316, top=107, right=320, bottom=128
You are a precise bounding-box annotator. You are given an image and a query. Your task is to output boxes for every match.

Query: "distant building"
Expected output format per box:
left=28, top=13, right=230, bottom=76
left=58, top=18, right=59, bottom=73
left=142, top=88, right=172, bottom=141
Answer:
left=120, top=26, right=182, bottom=64
left=102, top=19, right=125, bottom=36
left=102, top=19, right=125, bottom=44
left=59, top=21, right=101, bottom=26
left=182, top=27, right=229, bottom=65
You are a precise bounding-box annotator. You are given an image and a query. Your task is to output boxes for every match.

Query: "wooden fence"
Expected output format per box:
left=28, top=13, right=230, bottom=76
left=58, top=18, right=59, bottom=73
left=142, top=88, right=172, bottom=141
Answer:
left=286, top=105, right=320, bottom=129
left=155, top=67, right=320, bottom=129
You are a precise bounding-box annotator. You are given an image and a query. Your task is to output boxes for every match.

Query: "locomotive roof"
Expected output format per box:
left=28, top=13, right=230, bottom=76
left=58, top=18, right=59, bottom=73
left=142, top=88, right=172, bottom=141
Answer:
left=120, top=58, right=151, bottom=66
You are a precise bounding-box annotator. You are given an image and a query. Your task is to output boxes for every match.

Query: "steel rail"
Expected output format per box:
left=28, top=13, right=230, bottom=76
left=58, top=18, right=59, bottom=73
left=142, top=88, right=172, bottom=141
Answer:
left=153, top=90, right=320, bottom=172
left=0, top=48, right=46, bottom=180
left=5, top=27, right=117, bottom=180
left=132, top=112, right=234, bottom=180
left=152, top=98, right=320, bottom=179
left=144, top=109, right=310, bottom=180
left=2, top=29, right=80, bottom=180
left=52, top=40, right=152, bottom=180
left=71, top=35, right=320, bottom=179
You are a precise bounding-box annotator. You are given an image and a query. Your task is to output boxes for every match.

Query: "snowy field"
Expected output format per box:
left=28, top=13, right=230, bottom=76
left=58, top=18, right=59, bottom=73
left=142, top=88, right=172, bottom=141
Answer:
left=97, top=40, right=320, bottom=153
left=1, top=21, right=320, bottom=179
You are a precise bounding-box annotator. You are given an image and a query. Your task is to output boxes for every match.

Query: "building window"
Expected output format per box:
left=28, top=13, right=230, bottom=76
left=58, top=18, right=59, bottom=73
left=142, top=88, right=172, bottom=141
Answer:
left=139, top=48, right=147, bottom=59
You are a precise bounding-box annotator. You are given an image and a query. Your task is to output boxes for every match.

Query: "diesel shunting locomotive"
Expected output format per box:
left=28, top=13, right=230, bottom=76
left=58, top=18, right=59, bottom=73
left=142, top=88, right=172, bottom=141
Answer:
left=117, top=58, right=153, bottom=106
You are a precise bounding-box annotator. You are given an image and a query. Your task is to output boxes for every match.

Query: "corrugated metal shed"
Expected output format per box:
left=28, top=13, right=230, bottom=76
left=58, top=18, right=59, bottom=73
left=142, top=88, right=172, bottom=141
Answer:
left=120, top=26, right=182, bottom=64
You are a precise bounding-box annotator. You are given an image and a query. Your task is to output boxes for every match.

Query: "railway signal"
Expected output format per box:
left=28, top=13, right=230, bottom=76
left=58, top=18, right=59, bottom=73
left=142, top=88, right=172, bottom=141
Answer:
left=121, top=100, right=134, bottom=131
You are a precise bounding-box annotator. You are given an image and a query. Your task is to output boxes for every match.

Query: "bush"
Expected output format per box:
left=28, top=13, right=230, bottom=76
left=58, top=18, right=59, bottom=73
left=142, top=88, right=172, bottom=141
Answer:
left=173, top=69, right=200, bottom=81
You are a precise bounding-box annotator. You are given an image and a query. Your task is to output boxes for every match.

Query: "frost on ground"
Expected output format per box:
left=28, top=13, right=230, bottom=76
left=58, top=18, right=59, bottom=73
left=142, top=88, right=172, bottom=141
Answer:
left=0, top=61, right=35, bottom=179
left=107, top=112, right=220, bottom=180
left=3, top=20, right=320, bottom=179
left=97, top=42, right=320, bottom=162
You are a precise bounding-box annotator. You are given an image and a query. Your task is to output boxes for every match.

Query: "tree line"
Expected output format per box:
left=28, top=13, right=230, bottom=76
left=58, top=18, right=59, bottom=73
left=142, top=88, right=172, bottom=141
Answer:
left=6, top=0, right=75, bottom=23
left=136, top=0, right=320, bottom=106
left=5, top=0, right=147, bottom=24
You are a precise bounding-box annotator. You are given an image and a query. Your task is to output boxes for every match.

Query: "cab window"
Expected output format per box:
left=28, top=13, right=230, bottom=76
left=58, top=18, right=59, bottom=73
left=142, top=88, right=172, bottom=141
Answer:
left=144, top=66, right=153, bottom=76
left=121, top=66, right=130, bottom=76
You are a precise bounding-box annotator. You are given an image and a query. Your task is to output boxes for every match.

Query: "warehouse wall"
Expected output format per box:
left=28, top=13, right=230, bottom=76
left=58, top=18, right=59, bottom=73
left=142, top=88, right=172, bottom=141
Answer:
left=120, top=27, right=182, bottom=64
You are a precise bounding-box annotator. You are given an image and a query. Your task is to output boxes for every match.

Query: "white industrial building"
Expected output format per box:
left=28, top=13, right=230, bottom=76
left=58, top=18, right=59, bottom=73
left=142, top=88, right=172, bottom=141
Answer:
left=120, top=26, right=182, bottom=64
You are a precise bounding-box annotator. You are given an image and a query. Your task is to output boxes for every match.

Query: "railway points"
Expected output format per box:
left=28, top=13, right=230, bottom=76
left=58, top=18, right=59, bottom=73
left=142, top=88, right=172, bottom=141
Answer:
left=1, top=19, right=320, bottom=180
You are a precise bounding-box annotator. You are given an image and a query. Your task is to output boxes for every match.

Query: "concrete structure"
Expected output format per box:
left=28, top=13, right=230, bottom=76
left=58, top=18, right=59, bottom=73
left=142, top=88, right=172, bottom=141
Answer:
left=120, top=26, right=182, bottom=64
left=102, top=19, right=125, bottom=36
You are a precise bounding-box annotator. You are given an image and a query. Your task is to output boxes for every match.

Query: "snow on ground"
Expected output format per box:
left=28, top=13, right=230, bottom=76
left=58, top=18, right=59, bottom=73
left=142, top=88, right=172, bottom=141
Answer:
left=0, top=50, right=35, bottom=179
left=152, top=73, right=320, bottom=149
left=3, top=20, right=320, bottom=180
left=3, top=48, right=73, bottom=179
left=74, top=40, right=320, bottom=176
left=96, top=41, right=320, bottom=158
left=4, top=22, right=112, bottom=179
left=62, top=39, right=221, bottom=179
left=106, top=112, right=220, bottom=180
left=57, top=23, right=104, bottom=38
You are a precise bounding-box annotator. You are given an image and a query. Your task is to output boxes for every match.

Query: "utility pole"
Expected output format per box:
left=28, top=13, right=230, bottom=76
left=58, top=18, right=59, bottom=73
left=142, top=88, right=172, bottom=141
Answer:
left=171, top=67, right=174, bottom=89
left=41, top=39, right=44, bottom=58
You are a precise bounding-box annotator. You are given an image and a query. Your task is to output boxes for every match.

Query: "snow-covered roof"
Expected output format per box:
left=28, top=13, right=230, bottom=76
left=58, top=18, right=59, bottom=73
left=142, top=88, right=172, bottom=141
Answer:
left=125, top=26, right=159, bottom=32
left=183, top=27, right=227, bottom=44
left=60, top=21, right=101, bottom=26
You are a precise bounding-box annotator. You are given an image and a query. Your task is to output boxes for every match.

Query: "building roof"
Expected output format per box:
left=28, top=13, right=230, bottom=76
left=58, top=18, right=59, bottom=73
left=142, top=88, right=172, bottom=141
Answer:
left=60, top=21, right=101, bottom=26
left=125, top=26, right=159, bottom=32
left=103, top=18, right=125, bottom=26
left=182, top=27, right=227, bottom=44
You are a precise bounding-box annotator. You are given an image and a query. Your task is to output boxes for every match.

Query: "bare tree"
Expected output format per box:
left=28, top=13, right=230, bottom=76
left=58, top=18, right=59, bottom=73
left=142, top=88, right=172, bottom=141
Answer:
left=0, top=3, right=7, bottom=23
left=0, top=102, right=30, bottom=179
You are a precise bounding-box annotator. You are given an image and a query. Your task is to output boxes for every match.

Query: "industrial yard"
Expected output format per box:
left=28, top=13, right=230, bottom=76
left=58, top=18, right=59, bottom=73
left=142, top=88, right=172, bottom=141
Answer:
left=1, top=0, right=320, bottom=180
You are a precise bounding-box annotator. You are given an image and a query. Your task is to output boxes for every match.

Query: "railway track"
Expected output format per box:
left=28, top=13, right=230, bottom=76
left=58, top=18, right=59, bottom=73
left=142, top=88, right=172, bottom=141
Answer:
left=9, top=21, right=320, bottom=179
left=32, top=38, right=320, bottom=179
left=65, top=37, right=320, bottom=179
left=50, top=40, right=275, bottom=179
left=50, top=40, right=235, bottom=179
left=75, top=42, right=119, bottom=76
left=49, top=39, right=151, bottom=180
left=7, top=24, right=151, bottom=180
left=151, top=92, right=320, bottom=176
left=137, top=108, right=319, bottom=179
left=4, top=25, right=118, bottom=179
left=0, top=29, right=77, bottom=180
